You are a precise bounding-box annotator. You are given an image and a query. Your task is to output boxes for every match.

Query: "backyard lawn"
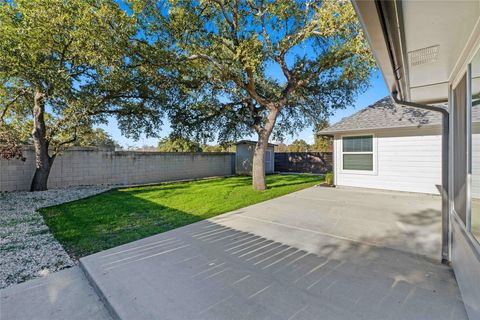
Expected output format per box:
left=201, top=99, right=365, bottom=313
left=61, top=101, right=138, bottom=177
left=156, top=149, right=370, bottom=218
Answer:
left=40, top=174, right=322, bottom=258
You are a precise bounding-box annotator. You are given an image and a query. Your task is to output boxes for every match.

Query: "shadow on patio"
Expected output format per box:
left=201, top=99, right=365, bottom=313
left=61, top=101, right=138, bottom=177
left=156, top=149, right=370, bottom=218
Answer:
left=79, top=199, right=467, bottom=320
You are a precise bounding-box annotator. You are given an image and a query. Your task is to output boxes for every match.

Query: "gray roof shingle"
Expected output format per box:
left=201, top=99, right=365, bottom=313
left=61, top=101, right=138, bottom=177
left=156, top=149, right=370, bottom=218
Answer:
left=319, top=96, right=446, bottom=134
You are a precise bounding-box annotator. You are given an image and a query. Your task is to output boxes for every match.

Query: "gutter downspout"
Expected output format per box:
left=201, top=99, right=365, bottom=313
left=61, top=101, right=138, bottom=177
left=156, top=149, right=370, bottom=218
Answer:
left=392, top=91, right=450, bottom=264
left=357, top=0, right=450, bottom=264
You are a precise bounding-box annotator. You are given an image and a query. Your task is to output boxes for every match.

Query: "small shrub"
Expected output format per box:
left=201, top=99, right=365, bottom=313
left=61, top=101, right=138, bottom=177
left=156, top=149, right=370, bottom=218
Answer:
left=325, top=172, right=334, bottom=186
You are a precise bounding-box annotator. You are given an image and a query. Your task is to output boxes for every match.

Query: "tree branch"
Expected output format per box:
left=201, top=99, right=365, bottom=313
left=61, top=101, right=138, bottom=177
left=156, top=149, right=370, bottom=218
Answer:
left=59, top=37, right=74, bottom=67
left=211, top=0, right=235, bottom=30
left=52, top=132, right=77, bottom=156
left=277, top=51, right=357, bottom=107
left=1, top=90, right=29, bottom=121
left=187, top=54, right=224, bottom=70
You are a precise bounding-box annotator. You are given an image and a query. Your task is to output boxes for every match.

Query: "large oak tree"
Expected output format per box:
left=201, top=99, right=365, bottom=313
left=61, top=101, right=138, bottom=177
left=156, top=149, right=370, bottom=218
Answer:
left=0, top=0, right=174, bottom=191
left=143, top=0, right=375, bottom=190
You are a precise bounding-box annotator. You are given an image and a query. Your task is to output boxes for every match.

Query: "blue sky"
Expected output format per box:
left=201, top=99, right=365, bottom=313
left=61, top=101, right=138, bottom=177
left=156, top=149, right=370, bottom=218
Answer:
left=100, top=70, right=388, bottom=148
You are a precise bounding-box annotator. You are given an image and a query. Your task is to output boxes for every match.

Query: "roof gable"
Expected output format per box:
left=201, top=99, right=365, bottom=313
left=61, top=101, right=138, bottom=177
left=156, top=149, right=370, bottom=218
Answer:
left=320, top=97, right=446, bottom=134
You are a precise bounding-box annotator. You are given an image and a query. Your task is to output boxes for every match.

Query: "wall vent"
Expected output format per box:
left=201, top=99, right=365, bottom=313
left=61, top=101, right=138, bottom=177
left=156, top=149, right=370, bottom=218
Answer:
left=408, top=45, right=439, bottom=66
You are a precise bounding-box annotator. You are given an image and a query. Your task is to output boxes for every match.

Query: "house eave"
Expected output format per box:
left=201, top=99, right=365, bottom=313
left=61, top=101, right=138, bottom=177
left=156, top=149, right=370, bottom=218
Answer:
left=319, top=123, right=441, bottom=136
left=351, top=0, right=409, bottom=101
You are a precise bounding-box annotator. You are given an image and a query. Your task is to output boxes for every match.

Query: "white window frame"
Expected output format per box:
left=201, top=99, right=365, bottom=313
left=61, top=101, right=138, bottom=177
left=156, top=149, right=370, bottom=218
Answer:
left=467, top=50, right=480, bottom=245
left=340, top=134, right=377, bottom=175
left=449, top=36, right=480, bottom=252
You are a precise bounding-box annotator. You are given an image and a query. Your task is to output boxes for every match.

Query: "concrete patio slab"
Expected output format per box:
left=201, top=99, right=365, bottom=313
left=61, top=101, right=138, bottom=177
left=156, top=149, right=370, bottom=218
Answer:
left=0, top=266, right=111, bottom=320
left=225, top=186, right=442, bottom=260
left=80, top=187, right=466, bottom=320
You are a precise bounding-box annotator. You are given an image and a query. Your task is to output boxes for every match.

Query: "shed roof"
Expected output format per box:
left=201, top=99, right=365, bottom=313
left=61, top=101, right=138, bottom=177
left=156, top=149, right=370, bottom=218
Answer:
left=236, top=140, right=276, bottom=147
left=319, top=97, right=450, bottom=135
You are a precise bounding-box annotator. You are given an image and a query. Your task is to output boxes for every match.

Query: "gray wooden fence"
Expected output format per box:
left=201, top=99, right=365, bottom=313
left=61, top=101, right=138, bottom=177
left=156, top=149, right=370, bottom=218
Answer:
left=274, top=152, right=332, bottom=174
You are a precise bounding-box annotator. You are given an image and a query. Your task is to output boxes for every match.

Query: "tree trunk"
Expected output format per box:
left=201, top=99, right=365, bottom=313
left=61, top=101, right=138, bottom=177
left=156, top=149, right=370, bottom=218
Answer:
left=30, top=157, right=54, bottom=191
left=251, top=108, right=278, bottom=191
left=252, top=135, right=268, bottom=190
left=30, top=90, right=54, bottom=192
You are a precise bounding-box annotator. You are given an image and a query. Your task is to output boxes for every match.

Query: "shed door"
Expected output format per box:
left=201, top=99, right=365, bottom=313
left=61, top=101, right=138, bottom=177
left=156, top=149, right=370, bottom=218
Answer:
left=265, top=150, right=273, bottom=172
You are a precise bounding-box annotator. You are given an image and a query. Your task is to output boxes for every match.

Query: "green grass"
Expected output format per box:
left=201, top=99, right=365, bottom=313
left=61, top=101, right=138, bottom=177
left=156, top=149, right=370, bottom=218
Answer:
left=40, top=174, right=322, bottom=258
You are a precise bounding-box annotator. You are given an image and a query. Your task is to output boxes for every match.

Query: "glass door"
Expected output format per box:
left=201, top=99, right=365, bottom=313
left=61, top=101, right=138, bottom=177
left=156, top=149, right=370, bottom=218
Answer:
left=453, top=74, right=468, bottom=224
left=470, top=50, right=480, bottom=241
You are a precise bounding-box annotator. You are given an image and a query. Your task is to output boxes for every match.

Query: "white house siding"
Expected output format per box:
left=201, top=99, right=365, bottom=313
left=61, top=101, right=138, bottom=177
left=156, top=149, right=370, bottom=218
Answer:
left=333, top=126, right=442, bottom=194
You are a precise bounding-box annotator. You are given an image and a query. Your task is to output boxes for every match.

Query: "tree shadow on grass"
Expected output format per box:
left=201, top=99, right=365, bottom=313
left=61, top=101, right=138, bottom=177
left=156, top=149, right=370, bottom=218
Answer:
left=118, top=183, right=191, bottom=193
left=267, top=176, right=322, bottom=189
left=118, top=175, right=321, bottom=196
left=41, top=194, right=206, bottom=259
left=42, top=174, right=322, bottom=259
left=118, top=176, right=251, bottom=194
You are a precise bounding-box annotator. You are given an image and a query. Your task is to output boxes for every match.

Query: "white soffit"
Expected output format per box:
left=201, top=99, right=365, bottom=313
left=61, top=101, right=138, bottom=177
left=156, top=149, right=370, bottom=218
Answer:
left=402, top=0, right=480, bottom=102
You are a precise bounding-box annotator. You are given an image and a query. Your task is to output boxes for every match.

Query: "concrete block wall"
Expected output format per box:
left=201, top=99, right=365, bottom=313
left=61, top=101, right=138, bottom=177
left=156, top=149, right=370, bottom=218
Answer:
left=0, top=146, right=235, bottom=191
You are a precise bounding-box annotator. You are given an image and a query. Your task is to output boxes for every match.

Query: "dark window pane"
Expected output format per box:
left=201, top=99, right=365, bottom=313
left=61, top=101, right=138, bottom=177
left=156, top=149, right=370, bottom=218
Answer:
left=453, top=74, right=467, bottom=225
left=343, top=154, right=373, bottom=171
left=343, top=136, right=373, bottom=152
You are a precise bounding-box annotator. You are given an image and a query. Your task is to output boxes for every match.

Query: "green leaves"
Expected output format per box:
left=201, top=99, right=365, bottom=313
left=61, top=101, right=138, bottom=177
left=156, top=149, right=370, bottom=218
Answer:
left=0, top=0, right=174, bottom=156
left=157, top=136, right=203, bottom=152
left=141, top=0, right=376, bottom=143
left=234, top=35, right=265, bottom=73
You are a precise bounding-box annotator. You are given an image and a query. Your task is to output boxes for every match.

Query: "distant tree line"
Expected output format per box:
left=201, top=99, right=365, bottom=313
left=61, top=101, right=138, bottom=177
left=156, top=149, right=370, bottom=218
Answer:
left=275, top=136, right=332, bottom=153
left=155, top=135, right=331, bottom=153
left=157, top=137, right=235, bottom=153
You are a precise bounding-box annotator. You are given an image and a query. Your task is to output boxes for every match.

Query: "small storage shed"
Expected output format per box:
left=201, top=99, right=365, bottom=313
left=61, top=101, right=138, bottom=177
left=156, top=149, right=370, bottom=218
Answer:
left=235, top=140, right=275, bottom=175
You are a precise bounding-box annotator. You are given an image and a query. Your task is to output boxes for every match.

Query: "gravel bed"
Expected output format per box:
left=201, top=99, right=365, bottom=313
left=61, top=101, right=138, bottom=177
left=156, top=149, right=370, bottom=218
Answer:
left=0, top=186, right=110, bottom=289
